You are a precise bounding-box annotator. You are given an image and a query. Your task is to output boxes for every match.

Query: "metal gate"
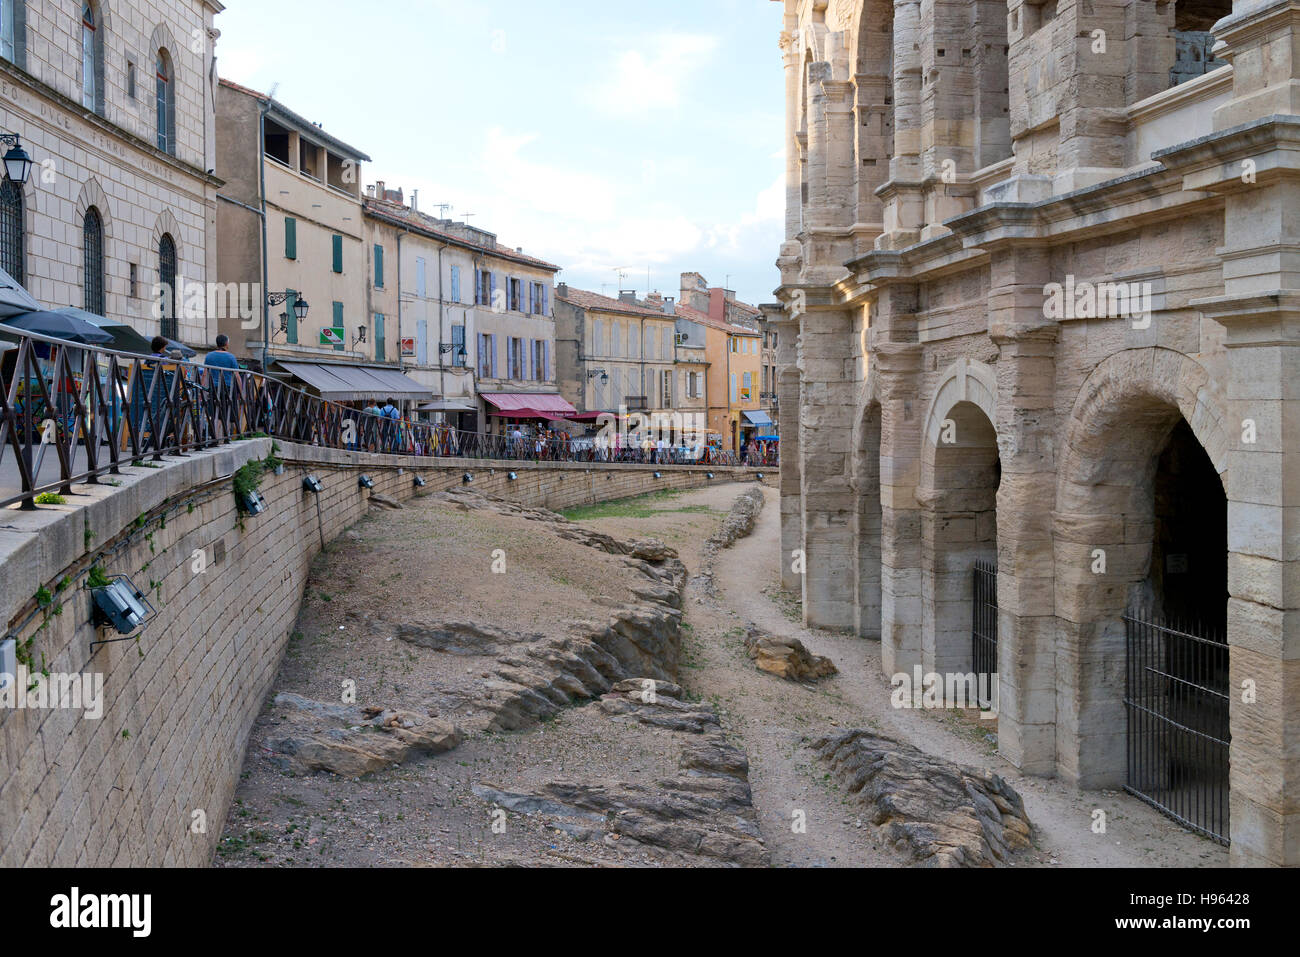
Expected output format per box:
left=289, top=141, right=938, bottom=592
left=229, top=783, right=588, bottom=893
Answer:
left=972, top=559, right=997, bottom=706
left=1124, top=610, right=1230, bottom=844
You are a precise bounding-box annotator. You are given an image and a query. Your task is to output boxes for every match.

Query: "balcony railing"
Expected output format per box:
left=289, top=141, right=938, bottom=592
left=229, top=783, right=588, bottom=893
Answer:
left=0, top=324, right=761, bottom=508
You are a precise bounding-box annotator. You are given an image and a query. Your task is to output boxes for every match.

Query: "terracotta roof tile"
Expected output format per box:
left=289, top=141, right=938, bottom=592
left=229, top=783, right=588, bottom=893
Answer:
left=555, top=287, right=673, bottom=319
left=364, top=200, right=561, bottom=271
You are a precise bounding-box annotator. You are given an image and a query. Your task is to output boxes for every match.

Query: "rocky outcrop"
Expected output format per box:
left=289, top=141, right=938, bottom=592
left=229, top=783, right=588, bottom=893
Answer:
left=742, top=625, right=837, bottom=682
left=813, top=729, right=1033, bottom=867
left=264, top=693, right=461, bottom=777
left=472, top=680, right=768, bottom=867
left=695, top=486, right=765, bottom=598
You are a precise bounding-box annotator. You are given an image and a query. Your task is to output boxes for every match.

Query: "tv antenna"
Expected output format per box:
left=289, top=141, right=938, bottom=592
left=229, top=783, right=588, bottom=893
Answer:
left=435, top=202, right=453, bottom=218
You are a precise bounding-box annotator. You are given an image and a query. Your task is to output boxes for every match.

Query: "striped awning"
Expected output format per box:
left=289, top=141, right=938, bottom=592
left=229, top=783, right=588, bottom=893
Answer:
left=277, top=361, right=430, bottom=402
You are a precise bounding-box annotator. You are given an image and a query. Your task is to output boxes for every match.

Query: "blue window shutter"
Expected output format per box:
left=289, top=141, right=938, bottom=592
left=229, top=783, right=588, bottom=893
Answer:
left=332, top=301, right=344, bottom=351
left=490, top=272, right=497, bottom=309
left=286, top=289, right=298, bottom=344
left=374, top=244, right=384, bottom=287
left=543, top=284, right=549, bottom=316
left=474, top=268, right=481, bottom=304
left=285, top=218, right=297, bottom=259
left=544, top=340, right=551, bottom=380
left=451, top=266, right=460, bottom=303
left=491, top=334, right=498, bottom=377
left=528, top=282, right=534, bottom=315
left=332, top=235, right=343, bottom=273
left=375, top=313, right=385, bottom=362
left=416, top=320, right=428, bottom=365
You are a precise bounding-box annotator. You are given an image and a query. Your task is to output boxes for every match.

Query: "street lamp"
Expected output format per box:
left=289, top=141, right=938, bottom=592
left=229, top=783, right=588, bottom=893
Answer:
left=351, top=324, right=367, bottom=351
left=0, top=134, right=33, bottom=186
left=588, top=369, right=609, bottom=384
left=267, top=291, right=309, bottom=321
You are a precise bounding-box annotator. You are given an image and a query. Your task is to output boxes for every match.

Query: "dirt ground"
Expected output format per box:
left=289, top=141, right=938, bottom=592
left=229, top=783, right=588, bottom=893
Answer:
left=216, top=481, right=1227, bottom=868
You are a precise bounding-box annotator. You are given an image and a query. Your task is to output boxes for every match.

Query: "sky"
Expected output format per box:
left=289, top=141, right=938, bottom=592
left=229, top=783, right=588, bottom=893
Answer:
left=216, top=0, right=787, bottom=307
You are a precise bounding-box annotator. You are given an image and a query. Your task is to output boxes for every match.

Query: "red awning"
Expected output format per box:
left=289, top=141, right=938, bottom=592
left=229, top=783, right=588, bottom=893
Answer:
left=481, top=393, right=578, bottom=417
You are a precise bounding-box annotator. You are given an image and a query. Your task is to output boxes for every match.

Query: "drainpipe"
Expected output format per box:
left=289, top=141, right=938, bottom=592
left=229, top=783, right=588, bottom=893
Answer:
left=258, top=99, right=271, bottom=370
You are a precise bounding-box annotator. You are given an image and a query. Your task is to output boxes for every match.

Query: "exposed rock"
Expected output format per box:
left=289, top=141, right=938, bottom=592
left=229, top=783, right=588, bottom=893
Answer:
left=630, top=539, right=672, bottom=562
left=264, top=692, right=461, bottom=777
left=813, top=729, right=1033, bottom=867
left=396, top=620, right=543, bottom=655
left=695, top=487, right=765, bottom=599
left=368, top=494, right=404, bottom=510
left=742, top=625, right=837, bottom=682
left=599, top=679, right=718, bottom=733
left=472, top=730, right=767, bottom=867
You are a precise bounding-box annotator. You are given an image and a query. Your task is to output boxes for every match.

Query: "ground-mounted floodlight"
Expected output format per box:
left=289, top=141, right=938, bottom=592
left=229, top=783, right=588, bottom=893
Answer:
left=91, top=575, right=155, bottom=641
left=303, top=475, right=324, bottom=494
left=462, top=472, right=473, bottom=484
left=0, top=636, right=14, bottom=690
left=238, top=488, right=268, bottom=515
left=414, top=475, right=427, bottom=488
left=358, top=474, right=375, bottom=490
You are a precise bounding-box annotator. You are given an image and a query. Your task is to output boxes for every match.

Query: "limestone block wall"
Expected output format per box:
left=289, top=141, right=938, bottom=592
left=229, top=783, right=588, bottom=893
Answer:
left=0, top=442, right=769, bottom=867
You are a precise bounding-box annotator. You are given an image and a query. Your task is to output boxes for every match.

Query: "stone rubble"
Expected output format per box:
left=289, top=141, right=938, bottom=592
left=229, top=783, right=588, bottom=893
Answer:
left=741, top=624, right=838, bottom=682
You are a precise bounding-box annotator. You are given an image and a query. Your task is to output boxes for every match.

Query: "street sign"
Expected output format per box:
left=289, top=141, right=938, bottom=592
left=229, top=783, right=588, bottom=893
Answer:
left=320, top=328, right=344, bottom=346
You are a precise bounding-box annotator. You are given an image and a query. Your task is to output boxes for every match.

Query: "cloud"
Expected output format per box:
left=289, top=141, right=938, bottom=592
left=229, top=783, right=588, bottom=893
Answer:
left=591, top=33, right=720, bottom=114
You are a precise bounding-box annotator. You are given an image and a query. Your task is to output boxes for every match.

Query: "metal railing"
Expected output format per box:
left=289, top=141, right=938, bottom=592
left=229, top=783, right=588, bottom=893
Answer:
left=0, top=325, right=767, bottom=509
left=972, top=559, right=998, bottom=706
left=1123, top=607, right=1230, bottom=844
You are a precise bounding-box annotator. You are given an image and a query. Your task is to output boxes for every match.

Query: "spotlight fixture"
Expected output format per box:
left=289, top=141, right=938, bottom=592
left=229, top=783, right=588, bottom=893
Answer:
left=303, top=475, right=324, bottom=494
left=0, top=636, right=14, bottom=690
left=463, top=472, right=473, bottom=484
left=756, top=472, right=764, bottom=481
left=238, top=487, right=268, bottom=515
left=507, top=472, right=518, bottom=481
left=414, top=475, right=427, bottom=488
left=653, top=471, right=662, bottom=479
left=706, top=472, right=714, bottom=480
left=358, top=474, right=375, bottom=490
left=90, top=575, right=155, bottom=640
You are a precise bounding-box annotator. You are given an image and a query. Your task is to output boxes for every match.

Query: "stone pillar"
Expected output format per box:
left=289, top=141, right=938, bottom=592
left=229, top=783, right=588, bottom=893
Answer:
left=1175, top=0, right=1300, bottom=867
left=798, top=298, right=859, bottom=631
left=878, top=0, right=924, bottom=249
left=806, top=60, right=832, bottom=230
left=989, top=244, right=1060, bottom=776
left=773, top=304, right=803, bottom=593
left=871, top=286, right=923, bottom=673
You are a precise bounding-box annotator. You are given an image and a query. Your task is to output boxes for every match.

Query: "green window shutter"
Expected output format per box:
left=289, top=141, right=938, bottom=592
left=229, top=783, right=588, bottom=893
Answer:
left=374, top=244, right=384, bottom=288
left=285, top=218, right=297, bottom=259
left=374, top=313, right=385, bottom=362
left=332, top=235, right=343, bottom=273
left=286, top=289, right=298, bottom=344
left=332, top=301, right=344, bottom=351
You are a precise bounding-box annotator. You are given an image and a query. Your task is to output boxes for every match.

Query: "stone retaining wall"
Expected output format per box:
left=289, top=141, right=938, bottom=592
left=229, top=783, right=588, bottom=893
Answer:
left=0, top=440, right=771, bottom=866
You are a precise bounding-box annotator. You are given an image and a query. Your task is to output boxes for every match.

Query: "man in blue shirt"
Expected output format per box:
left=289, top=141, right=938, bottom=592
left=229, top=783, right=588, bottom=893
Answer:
left=204, top=334, right=241, bottom=390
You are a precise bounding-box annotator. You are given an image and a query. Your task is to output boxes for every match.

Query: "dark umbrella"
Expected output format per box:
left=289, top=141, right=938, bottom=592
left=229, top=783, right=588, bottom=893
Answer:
left=3, top=310, right=115, bottom=344
left=55, top=308, right=197, bottom=358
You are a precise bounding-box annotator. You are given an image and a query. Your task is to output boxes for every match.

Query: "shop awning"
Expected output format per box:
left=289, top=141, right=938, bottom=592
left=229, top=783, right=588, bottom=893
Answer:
left=743, top=410, right=774, bottom=427
left=418, top=397, right=477, bottom=411
left=481, top=393, right=578, bottom=417
left=277, top=361, right=430, bottom=402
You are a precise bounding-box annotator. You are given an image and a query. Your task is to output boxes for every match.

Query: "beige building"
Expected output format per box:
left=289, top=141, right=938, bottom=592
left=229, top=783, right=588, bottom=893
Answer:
left=772, top=0, right=1300, bottom=864
left=554, top=285, right=679, bottom=426
left=363, top=188, right=562, bottom=432
left=0, top=0, right=223, bottom=346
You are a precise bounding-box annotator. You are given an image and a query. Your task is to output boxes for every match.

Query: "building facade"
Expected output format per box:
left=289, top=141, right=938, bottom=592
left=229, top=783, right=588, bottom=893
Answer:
left=0, top=0, right=223, bottom=345
left=772, top=0, right=1300, bottom=865
left=554, top=285, right=678, bottom=422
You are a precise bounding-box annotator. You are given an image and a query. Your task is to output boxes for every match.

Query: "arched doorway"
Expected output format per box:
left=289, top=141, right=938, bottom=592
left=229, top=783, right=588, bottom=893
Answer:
left=1055, top=349, right=1230, bottom=842
left=854, top=401, right=882, bottom=640
left=920, top=359, right=1001, bottom=684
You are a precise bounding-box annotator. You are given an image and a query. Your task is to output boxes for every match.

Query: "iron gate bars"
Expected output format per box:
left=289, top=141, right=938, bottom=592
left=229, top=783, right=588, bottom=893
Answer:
left=0, top=323, right=758, bottom=509
left=1124, top=608, right=1231, bottom=845
left=972, top=558, right=998, bottom=707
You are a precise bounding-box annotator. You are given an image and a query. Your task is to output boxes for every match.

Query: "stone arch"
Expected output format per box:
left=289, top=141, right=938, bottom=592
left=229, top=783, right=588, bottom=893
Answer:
left=151, top=208, right=183, bottom=264
left=74, top=177, right=115, bottom=241
left=1053, top=347, right=1230, bottom=787
left=918, top=357, right=1001, bottom=677
left=921, top=357, right=998, bottom=453
left=149, top=22, right=180, bottom=63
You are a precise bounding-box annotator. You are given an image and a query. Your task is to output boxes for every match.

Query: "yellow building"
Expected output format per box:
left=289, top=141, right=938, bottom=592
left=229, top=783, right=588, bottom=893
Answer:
left=674, top=303, right=762, bottom=452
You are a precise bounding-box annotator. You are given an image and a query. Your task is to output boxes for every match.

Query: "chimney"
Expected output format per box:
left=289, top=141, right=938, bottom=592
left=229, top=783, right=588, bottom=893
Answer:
left=410, top=189, right=419, bottom=213
left=662, top=295, right=675, bottom=316
left=375, top=180, right=385, bottom=200
left=556, top=282, right=569, bottom=298
left=618, top=290, right=637, bottom=304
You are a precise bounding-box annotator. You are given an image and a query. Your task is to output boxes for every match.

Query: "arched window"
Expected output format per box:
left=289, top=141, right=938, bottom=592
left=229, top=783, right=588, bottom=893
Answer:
left=81, top=3, right=103, bottom=114
left=0, top=176, right=23, bottom=283
left=83, top=207, right=104, bottom=316
left=155, top=50, right=175, bottom=154
left=158, top=233, right=177, bottom=339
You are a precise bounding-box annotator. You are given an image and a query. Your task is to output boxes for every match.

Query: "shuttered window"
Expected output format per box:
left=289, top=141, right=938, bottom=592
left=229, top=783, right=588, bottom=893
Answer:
left=284, top=217, right=296, bottom=259
left=332, top=234, right=343, bottom=273
left=332, top=301, right=344, bottom=351
left=374, top=313, right=385, bottom=362
left=374, top=244, right=384, bottom=288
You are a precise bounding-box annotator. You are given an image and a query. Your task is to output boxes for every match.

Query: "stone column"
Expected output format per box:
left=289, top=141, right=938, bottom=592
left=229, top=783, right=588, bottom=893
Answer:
left=781, top=19, right=802, bottom=243
left=988, top=244, right=1060, bottom=776
left=1176, top=0, right=1300, bottom=867
left=797, top=298, right=859, bottom=632
left=871, top=284, right=924, bottom=673
left=878, top=0, right=924, bottom=249
left=773, top=303, right=803, bottom=593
